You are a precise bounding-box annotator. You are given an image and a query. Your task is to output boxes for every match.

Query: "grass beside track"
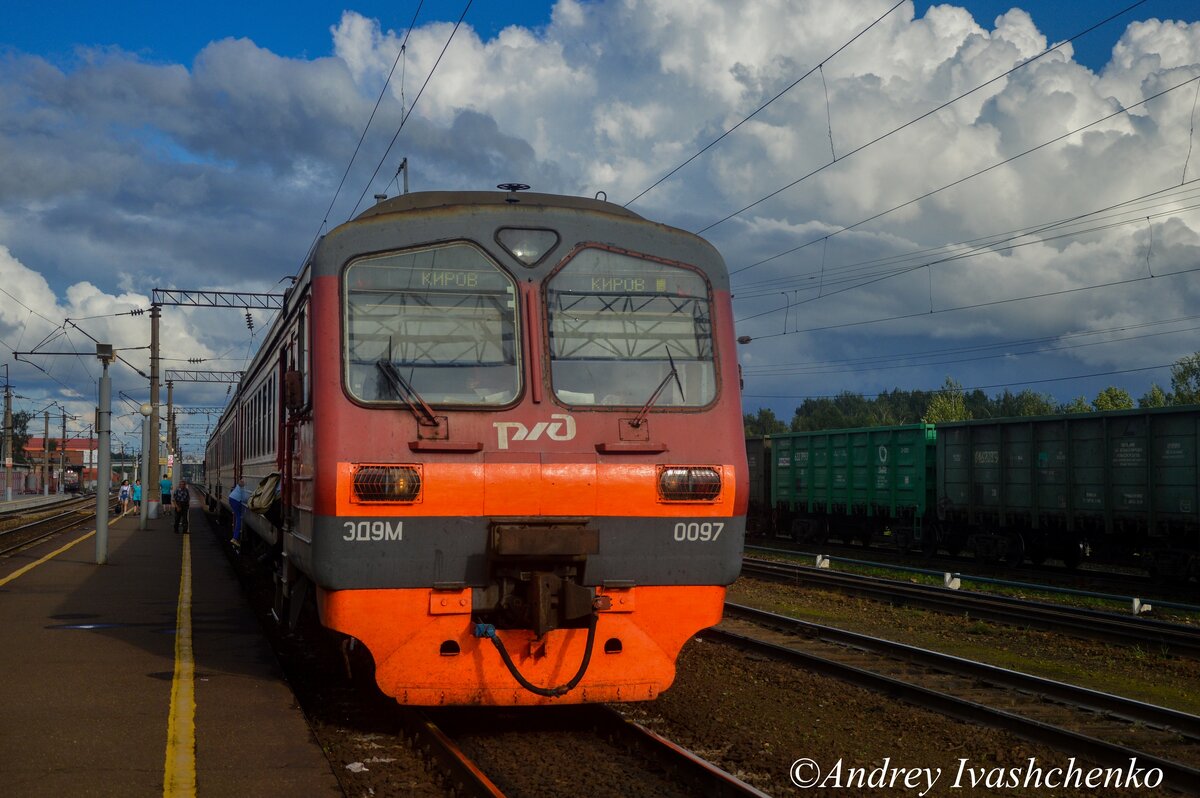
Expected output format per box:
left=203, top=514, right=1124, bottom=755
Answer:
left=729, top=576, right=1200, bottom=717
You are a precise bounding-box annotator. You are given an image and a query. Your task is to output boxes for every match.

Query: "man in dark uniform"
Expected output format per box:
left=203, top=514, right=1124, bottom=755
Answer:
left=172, top=479, right=191, bottom=534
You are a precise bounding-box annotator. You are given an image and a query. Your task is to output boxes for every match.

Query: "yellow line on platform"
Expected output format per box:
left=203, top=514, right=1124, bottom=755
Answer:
left=0, top=530, right=95, bottom=588
left=163, top=533, right=196, bottom=797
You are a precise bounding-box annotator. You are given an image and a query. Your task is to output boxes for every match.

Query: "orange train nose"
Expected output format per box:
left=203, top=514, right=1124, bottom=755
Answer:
left=318, top=584, right=727, bottom=706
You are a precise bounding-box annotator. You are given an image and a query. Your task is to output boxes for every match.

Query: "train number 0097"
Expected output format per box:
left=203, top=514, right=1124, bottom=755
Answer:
left=673, top=521, right=724, bottom=542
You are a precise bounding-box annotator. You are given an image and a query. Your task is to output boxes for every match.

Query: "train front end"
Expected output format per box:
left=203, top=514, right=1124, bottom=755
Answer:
left=298, top=190, right=746, bottom=705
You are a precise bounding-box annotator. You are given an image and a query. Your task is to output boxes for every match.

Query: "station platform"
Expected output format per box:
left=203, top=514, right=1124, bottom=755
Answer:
left=0, top=500, right=342, bottom=797
left=0, top=492, right=80, bottom=513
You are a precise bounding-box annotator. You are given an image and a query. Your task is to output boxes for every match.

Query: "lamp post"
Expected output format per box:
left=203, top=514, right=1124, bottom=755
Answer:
left=139, top=403, right=152, bottom=531
left=96, top=344, right=113, bottom=565
left=2, top=363, right=11, bottom=503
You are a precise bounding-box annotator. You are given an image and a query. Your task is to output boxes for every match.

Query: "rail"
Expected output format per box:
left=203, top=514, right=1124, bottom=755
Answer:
left=708, top=610, right=1200, bottom=795
left=741, top=556, right=1200, bottom=657
left=746, top=544, right=1200, bottom=614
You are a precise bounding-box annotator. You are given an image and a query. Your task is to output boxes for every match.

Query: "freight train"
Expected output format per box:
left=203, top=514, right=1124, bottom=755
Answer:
left=203, top=187, right=747, bottom=706
left=749, top=406, right=1200, bottom=580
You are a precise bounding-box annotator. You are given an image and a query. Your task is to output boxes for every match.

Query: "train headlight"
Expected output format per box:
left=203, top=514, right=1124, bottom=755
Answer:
left=352, top=465, right=422, bottom=503
left=657, top=466, right=721, bottom=502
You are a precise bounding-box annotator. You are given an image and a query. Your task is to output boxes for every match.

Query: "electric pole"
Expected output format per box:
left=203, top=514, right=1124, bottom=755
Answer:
left=2, top=375, right=11, bottom=502
left=149, top=303, right=160, bottom=514
left=59, top=406, right=66, bottom=494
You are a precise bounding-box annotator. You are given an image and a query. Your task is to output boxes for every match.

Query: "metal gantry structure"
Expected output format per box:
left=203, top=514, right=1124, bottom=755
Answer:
left=149, top=289, right=284, bottom=481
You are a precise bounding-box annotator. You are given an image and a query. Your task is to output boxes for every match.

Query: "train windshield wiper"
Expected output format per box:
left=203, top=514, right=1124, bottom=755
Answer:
left=630, top=346, right=685, bottom=428
left=376, top=359, right=440, bottom=427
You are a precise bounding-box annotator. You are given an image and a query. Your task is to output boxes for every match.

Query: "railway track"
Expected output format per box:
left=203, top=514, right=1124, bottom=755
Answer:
left=712, top=602, right=1200, bottom=795
left=0, top=495, right=118, bottom=556
left=741, top=556, right=1200, bottom=657
left=745, top=536, right=1188, bottom=605
left=401, top=704, right=769, bottom=798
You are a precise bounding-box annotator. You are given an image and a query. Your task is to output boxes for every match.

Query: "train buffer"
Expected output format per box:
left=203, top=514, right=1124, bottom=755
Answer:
left=0, top=506, right=340, bottom=796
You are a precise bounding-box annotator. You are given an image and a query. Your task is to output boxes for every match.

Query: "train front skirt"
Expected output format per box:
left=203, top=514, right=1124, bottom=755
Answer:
left=318, top=584, right=726, bottom=705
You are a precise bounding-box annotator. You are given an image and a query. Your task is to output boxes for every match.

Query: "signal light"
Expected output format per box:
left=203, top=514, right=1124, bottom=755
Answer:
left=657, top=466, right=721, bottom=502
left=352, top=465, right=422, bottom=503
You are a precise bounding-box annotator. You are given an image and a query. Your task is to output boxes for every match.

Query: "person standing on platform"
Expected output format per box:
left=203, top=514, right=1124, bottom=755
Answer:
left=119, top=480, right=131, bottom=514
left=172, top=479, right=191, bottom=533
left=132, top=479, right=142, bottom=510
left=228, top=477, right=249, bottom=550
left=160, top=473, right=172, bottom=517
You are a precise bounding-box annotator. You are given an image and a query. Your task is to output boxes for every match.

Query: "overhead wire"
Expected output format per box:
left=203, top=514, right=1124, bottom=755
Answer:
left=733, top=201, right=1200, bottom=324
left=742, top=261, right=1200, bottom=341
left=733, top=181, right=1200, bottom=297
left=744, top=318, right=1200, bottom=377
left=622, top=0, right=906, bottom=208
left=730, top=71, right=1200, bottom=335
left=349, top=0, right=475, bottom=219
left=704, top=0, right=1148, bottom=241
left=730, top=69, right=1200, bottom=285
left=743, top=362, right=1176, bottom=400
left=301, top=2, right=427, bottom=266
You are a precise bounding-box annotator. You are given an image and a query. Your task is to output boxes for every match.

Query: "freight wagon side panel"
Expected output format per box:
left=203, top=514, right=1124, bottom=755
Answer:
left=1150, top=412, right=1198, bottom=536
left=772, top=424, right=934, bottom=520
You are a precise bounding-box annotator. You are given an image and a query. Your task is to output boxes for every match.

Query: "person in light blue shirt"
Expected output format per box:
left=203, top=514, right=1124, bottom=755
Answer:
left=228, top=477, right=250, bottom=550
left=160, top=474, right=172, bottom=517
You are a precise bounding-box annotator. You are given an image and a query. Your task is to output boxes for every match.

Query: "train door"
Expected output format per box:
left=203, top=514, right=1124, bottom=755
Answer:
left=281, top=298, right=312, bottom=539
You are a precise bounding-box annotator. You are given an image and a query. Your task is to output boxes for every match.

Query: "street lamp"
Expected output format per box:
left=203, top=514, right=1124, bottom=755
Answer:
left=2, top=363, right=11, bottom=503
left=95, top=344, right=113, bottom=565
left=139, top=402, right=152, bottom=530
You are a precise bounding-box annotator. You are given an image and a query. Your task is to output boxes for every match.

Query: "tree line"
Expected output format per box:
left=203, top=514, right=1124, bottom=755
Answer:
left=745, top=352, right=1200, bottom=436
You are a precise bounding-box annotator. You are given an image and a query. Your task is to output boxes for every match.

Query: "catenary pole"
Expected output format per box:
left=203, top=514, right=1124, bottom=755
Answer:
left=95, top=346, right=112, bottom=563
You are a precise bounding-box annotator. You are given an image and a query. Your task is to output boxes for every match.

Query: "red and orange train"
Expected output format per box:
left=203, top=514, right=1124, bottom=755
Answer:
left=204, top=187, right=746, bottom=705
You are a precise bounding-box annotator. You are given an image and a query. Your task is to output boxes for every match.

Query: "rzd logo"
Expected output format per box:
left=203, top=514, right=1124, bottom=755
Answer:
left=494, top=413, right=576, bottom=450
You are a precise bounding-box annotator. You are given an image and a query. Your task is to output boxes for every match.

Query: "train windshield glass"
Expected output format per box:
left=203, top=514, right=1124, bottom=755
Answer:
left=546, top=249, right=716, bottom=407
left=344, top=243, right=520, bottom=406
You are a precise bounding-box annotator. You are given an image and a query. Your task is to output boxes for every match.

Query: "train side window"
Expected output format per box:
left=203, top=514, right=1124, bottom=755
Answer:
left=545, top=249, right=716, bottom=408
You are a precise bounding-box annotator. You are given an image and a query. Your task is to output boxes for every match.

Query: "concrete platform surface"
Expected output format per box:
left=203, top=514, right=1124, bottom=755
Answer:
left=0, top=502, right=342, bottom=797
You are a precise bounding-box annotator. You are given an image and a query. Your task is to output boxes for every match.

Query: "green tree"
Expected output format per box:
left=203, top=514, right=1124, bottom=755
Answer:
left=924, top=378, right=970, bottom=422
left=962, top=388, right=992, bottom=419
left=743, top=407, right=787, bottom=437
left=1061, top=396, right=1091, bottom=413
left=1092, top=386, right=1134, bottom=411
left=1169, top=352, right=1200, bottom=405
left=1004, top=389, right=1057, bottom=417
left=791, top=397, right=850, bottom=431
left=1139, top=383, right=1169, bottom=408
left=8, top=411, right=32, bottom=464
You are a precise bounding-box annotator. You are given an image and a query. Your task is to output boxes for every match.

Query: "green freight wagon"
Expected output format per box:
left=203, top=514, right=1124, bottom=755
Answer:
left=935, top=406, right=1200, bottom=574
left=769, top=424, right=937, bottom=549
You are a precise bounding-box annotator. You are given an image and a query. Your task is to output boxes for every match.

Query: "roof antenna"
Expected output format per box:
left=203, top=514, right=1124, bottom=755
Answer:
left=498, top=183, right=530, bottom=204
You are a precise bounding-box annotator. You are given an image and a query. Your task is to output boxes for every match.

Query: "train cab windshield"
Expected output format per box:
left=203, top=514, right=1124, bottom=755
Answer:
left=546, top=248, right=716, bottom=408
left=344, top=243, right=520, bottom=405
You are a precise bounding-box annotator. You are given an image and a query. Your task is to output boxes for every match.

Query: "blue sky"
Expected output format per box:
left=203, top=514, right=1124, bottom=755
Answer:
left=3, top=1, right=1197, bottom=71
left=1, top=0, right=1199, bottom=451
left=0, top=2, right=554, bottom=63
